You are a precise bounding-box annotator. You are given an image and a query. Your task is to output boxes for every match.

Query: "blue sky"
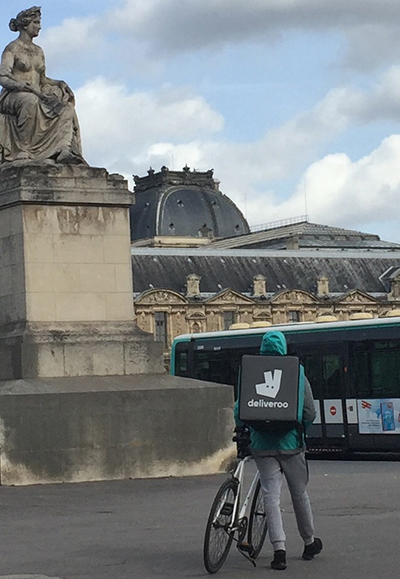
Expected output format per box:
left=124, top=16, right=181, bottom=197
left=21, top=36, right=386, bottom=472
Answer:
left=2, top=1, right=400, bottom=241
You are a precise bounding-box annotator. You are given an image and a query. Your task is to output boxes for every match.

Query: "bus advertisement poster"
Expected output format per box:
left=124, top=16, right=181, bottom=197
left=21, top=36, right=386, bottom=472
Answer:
left=357, top=399, right=400, bottom=434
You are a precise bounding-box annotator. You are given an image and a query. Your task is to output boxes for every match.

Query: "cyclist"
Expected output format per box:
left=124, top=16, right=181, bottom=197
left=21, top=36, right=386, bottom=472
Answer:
left=234, top=330, right=322, bottom=571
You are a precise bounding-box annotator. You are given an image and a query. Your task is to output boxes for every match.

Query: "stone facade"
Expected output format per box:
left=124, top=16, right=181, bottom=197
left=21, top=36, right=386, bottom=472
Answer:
left=134, top=274, right=400, bottom=364
left=129, top=168, right=400, bottom=364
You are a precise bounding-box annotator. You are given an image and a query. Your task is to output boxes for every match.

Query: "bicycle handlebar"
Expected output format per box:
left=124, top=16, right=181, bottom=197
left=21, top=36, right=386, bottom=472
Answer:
left=233, top=425, right=251, bottom=459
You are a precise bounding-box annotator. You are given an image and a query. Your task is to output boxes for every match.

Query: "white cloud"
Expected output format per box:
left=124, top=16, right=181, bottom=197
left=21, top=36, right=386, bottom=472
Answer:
left=39, top=0, right=400, bottom=72
left=75, top=64, right=400, bottom=178
left=105, top=0, right=400, bottom=71
left=160, top=69, right=400, bottom=198
left=75, top=77, right=223, bottom=170
left=244, top=135, right=400, bottom=233
left=72, top=62, right=400, bottom=227
left=343, top=24, right=400, bottom=72
left=40, top=16, right=102, bottom=71
left=304, top=135, right=400, bottom=225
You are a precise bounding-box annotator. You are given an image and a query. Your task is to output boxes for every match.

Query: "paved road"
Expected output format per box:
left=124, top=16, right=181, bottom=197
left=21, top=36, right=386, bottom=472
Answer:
left=0, top=459, right=399, bottom=579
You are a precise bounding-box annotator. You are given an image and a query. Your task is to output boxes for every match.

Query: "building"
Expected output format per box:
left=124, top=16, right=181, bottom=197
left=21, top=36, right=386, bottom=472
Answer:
left=130, top=165, right=249, bottom=247
left=130, top=167, right=400, bottom=361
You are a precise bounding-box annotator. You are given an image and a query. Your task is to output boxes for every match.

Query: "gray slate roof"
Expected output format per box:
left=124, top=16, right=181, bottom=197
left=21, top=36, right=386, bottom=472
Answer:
left=131, top=248, right=400, bottom=296
left=130, top=167, right=250, bottom=242
left=208, top=221, right=400, bottom=250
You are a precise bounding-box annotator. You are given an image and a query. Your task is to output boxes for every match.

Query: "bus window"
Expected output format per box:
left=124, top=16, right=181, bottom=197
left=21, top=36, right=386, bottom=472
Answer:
left=194, top=350, right=233, bottom=385
left=193, top=346, right=258, bottom=391
left=370, top=343, right=400, bottom=397
left=349, top=339, right=400, bottom=398
left=297, top=350, right=342, bottom=400
left=176, top=350, right=188, bottom=377
left=348, top=344, right=369, bottom=397
left=323, top=354, right=341, bottom=398
left=301, top=354, right=322, bottom=400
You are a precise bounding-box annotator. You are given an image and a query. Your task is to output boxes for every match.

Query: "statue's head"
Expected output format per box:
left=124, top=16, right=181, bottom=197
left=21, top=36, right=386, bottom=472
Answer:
left=9, top=6, right=41, bottom=32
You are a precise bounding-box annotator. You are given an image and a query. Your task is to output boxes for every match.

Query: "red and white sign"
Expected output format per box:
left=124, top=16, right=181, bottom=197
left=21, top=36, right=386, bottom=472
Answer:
left=324, top=400, right=343, bottom=424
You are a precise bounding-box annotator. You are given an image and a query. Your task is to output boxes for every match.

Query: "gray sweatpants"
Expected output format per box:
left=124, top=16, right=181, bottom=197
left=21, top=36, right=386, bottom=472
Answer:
left=255, top=452, right=315, bottom=552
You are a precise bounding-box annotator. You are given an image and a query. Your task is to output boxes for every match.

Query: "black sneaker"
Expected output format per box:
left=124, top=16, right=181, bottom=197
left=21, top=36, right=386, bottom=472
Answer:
left=271, top=550, right=287, bottom=570
left=302, top=538, right=323, bottom=560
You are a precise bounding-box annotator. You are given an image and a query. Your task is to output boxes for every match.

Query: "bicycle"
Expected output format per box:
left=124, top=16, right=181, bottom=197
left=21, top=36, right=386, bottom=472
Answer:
left=203, top=427, right=268, bottom=574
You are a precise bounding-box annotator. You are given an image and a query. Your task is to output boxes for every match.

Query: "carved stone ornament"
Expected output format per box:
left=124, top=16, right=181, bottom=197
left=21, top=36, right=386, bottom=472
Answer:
left=389, top=275, right=400, bottom=299
left=338, top=290, right=378, bottom=304
left=0, top=7, right=87, bottom=165
left=185, top=311, right=206, bottom=320
left=133, top=166, right=216, bottom=193
left=253, top=311, right=272, bottom=320
left=317, top=276, right=330, bottom=296
left=185, top=273, right=201, bottom=298
left=136, top=290, right=187, bottom=305
left=191, top=321, right=203, bottom=333
left=272, top=289, right=316, bottom=304
left=252, top=274, right=267, bottom=297
left=206, top=289, right=253, bottom=305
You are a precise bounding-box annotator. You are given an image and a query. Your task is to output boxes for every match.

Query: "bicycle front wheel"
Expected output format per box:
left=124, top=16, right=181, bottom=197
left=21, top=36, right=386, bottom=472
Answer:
left=203, top=478, right=238, bottom=574
left=248, top=479, right=268, bottom=559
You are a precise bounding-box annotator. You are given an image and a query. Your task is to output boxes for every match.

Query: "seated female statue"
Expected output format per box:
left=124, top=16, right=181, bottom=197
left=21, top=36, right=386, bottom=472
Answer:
left=0, top=6, right=86, bottom=164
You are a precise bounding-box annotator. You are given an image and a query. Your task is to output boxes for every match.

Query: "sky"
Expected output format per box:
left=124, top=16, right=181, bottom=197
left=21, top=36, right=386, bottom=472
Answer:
left=2, top=1, right=400, bottom=241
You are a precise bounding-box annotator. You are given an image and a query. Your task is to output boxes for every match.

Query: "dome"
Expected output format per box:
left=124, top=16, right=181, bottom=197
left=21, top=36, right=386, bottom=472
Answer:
left=130, top=166, right=250, bottom=242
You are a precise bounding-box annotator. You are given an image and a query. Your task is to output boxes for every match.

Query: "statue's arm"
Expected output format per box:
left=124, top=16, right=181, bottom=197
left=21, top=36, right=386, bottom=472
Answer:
left=0, top=49, right=29, bottom=91
left=39, top=50, right=75, bottom=104
left=42, top=74, right=75, bottom=102
left=41, top=75, right=75, bottom=104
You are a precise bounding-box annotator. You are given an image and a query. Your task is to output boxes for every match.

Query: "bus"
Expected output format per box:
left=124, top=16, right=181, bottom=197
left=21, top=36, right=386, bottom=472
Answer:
left=170, top=314, right=400, bottom=455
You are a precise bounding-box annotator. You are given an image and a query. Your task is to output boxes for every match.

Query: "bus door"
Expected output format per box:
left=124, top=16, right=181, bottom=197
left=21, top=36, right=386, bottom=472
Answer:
left=297, top=343, right=349, bottom=451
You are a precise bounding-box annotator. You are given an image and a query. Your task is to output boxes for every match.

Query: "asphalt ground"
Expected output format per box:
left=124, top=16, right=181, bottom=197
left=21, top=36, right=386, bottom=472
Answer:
left=0, top=459, right=399, bottom=579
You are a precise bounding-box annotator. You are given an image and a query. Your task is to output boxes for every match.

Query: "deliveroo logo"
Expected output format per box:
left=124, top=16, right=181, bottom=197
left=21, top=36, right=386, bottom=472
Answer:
left=255, top=370, right=282, bottom=399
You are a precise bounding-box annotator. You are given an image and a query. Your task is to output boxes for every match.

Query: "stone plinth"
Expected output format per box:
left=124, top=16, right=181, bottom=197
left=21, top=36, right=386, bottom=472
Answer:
left=0, top=376, right=234, bottom=485
left=0, top=162, right=164, bottom=379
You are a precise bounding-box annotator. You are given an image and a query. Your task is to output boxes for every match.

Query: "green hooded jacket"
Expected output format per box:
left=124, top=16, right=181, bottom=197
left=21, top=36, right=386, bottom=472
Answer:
left=234, top=330, right=316, bottom=454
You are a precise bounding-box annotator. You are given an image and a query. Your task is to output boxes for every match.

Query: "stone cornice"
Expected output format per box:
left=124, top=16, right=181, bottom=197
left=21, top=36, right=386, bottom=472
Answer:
left=0, top=163, right=133, bottom=209
left=133, top=166, right=216, bottom=193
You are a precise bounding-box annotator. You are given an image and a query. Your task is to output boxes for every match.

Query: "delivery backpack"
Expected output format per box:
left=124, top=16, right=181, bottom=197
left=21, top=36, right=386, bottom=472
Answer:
left=238, top=354, right=304, bottom=434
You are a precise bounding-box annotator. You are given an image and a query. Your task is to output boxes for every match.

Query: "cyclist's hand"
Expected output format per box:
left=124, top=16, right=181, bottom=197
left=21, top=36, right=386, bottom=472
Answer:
left=233, top=426, right=251, bottom=458
left=232, top=425, right=250, bottom=441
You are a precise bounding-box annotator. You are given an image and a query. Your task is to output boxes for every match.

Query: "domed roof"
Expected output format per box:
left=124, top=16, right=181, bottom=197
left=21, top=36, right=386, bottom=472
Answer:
left=130, top=166, right=250, bottom=242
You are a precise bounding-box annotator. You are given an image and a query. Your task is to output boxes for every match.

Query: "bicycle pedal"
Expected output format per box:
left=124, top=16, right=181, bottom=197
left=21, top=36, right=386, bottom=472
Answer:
left=220, top=502, right=234, bottom=516
left=238, top=541, right=255, bottom=557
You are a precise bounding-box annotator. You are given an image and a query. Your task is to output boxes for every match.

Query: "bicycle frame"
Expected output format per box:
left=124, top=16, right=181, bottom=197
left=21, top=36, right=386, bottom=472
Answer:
left=230, top=456, right=260, bottom=534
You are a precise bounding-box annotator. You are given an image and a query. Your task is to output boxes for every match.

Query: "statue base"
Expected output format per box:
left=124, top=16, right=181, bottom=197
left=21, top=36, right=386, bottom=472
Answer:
left=0, top=321, right=164, bottom=380
left=0, top=162, right=164, bottom=379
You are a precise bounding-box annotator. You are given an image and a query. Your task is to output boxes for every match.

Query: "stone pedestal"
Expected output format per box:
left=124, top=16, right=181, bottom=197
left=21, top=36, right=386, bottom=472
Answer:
left=0, top=162, right=164, bottom=379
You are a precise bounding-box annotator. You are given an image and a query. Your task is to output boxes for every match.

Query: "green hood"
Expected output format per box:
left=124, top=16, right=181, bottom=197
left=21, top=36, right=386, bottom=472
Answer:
left=259, top=330, right=287, bottom=356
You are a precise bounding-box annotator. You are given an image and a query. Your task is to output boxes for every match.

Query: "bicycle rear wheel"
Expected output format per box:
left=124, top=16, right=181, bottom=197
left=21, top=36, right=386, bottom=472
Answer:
left=203, top=478, right=238, bottom=573
left=248, top=479, right=268, bottom=559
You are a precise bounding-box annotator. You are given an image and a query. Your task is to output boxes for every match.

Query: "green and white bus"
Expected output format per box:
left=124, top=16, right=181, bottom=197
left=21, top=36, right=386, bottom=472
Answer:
left=170, top=314, right=400, bottom=455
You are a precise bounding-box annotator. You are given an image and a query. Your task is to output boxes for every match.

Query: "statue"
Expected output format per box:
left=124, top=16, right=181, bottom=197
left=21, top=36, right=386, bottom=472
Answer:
left=0, top=6, right=86, bottom=165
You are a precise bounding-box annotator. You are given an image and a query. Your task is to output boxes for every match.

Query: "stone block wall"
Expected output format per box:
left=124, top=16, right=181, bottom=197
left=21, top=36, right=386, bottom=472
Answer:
left=0, top=375, right=235, bottom=486
left=22, top=204, right=133, bottom=323
left=0, top=205, right=25, bottom=325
